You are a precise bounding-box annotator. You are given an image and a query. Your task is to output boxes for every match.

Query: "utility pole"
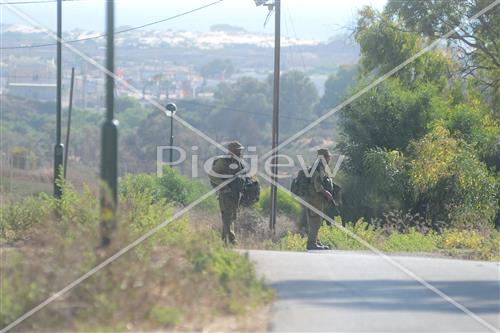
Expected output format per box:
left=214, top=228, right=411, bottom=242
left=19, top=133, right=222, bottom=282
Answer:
left=100, top=0, right=118, bottom=247
left=53, top=0, right=64, bottom=198
left=269, top=0, right=281, bottom=232
left=64, top=67, right=75, bottom=179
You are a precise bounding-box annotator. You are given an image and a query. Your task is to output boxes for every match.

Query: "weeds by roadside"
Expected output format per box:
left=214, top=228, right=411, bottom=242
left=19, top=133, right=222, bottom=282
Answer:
left=0, top=179, right=272, bottom=332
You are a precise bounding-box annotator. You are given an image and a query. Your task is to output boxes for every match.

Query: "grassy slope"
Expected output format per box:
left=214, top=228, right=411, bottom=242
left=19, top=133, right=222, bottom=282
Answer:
left=0, top=180, right=272, bottom=331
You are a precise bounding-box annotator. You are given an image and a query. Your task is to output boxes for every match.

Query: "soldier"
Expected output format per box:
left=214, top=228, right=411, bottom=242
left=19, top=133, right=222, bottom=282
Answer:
left=305, top=148, right=335, bottom=250
left=209, top=141, right=245, bottom=245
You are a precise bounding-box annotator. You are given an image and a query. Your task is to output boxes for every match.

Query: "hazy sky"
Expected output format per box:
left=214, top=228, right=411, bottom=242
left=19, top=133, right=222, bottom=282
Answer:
left=1, top=0, right=386, bottom=41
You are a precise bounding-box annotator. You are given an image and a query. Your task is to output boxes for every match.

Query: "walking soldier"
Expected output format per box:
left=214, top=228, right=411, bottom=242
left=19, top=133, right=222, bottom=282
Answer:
left=209, top=141, right=245, bottom=245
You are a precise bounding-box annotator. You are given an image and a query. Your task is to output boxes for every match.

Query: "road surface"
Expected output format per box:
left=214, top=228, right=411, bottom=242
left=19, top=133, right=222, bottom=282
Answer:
left=247, top=250, right=500, bottom=332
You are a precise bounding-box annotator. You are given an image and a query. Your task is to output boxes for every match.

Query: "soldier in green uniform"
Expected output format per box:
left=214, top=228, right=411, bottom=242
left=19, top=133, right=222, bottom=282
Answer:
left=305, top=148, right=335, bottom=250
left=209, top=141, right=245, bottom=245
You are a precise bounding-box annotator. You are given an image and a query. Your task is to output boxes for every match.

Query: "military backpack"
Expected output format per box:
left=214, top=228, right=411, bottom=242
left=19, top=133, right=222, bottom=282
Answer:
left=290, top=167, right=312, bottom=197
left=241, top=176, right=260, bottom=206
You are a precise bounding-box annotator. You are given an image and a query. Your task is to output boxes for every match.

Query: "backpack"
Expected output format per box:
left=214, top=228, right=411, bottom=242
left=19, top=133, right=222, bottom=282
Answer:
left=208, top=156, right=226, bottom=188
left=290, top=167, right=312, bottom=197
left=241, top=176, right=260, bottom=206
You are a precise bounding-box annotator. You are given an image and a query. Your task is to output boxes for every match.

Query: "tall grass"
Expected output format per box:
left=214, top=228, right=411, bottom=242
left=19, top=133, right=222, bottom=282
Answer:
left=0, top=179, right=272, bottom=331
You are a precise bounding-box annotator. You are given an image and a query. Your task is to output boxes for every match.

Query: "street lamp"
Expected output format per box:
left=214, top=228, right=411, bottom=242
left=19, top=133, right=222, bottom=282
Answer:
left=165, top=103, right=177, bottom=164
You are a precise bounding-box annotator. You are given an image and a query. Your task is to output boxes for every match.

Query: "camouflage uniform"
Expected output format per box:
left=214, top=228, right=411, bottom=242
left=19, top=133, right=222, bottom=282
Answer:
left=211, top=143, right=245, bottom=244
left=306, top=160, right=330, bottom=248
left=305, top=148, right=335, bottom=250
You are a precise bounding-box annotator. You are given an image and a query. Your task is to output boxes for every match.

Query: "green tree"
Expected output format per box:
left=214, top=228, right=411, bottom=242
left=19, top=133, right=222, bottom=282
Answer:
left=212, top=77, right=272, bottom=143
left=200, top=59, right=235, bottom=82
left=317, top=64, right=358, bottom=113
left=384, top=0, right=500, bottom=109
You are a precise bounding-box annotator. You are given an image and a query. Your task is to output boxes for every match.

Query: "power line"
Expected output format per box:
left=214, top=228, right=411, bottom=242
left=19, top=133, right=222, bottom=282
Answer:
left=172, top=98, right=314, bottom=123
left=0, top=0, right=223, bottom=49
left=0, top=0, right=81, bottom=5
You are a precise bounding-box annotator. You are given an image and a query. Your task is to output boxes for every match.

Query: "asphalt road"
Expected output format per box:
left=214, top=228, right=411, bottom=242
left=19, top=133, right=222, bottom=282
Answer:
left=247, top=250, right=500, bottom=332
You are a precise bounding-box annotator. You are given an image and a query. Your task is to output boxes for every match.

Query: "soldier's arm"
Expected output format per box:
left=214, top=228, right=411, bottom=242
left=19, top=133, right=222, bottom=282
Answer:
left=312, top=171, right=325, bottom=193
left=313, top=170, right=333, bottom=201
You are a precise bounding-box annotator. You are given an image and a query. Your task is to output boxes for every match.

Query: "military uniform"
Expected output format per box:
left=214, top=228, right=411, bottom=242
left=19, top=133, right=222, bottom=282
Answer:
left=305, top=148, right=334, bottom=250
left=210, top=142, right=245, bottom=244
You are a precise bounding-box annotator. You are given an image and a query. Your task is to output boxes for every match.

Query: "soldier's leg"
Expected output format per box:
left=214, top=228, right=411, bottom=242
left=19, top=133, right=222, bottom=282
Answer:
left=306, top=209, right=322, bottom=248
left=227, top=197, right=238, bottom=244
left=219, top=194, right=232, bottom=243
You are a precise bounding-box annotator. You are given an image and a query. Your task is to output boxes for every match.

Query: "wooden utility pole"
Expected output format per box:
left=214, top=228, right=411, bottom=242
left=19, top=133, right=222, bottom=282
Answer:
left=269, top=0, right=281, bottom=232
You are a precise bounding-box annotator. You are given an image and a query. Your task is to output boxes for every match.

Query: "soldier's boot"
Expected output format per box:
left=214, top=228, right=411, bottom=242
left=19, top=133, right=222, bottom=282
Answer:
left=307, top=243, right=325, bottom=250
left=316, top=240, right=330, bottom=250
left=306, top=214, right=323, bottom=250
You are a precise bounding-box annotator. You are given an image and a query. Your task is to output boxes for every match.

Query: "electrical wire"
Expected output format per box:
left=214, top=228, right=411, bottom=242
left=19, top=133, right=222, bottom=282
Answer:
left=0, top=0, right=223, bottom=49
left=0, top=0, right=81, bottom=5
left=171, top=98, right=314, bottom=123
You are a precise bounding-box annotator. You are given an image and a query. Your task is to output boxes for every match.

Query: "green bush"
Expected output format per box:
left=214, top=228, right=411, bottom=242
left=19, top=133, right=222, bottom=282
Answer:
left=278, top=232, right=307, bottom=251
left=149, top=306, right=182, bottom=327
left=383, top=229, right=439, bottom=252
left=0, top=194, right=53, bottom=241
left=318, top=218, right=383, bottom=250
left=120, top=168, right=218, bottom=213
left=256, top=187, right=302, bottom=218
left=1, top=182, right=271, bottom=331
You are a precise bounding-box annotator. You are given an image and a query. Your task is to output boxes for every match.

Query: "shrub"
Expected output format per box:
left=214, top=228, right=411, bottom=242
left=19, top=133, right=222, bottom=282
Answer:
left=383, top=228, right=439, bottom=252
left=256, top=187, right=302, bottom=219
left=149, top=306, right=182, bottom=327
left=440, top=229, right=483, bottom=250
left=1, top=182, right=271, bottom=331
left=278, top=232, right=307, bottom=251
left=120, top=168, right=218, bottom=213
left=318, top=218, right=383, bottom=250
left=157, top=167, right=218, bottom=212
left=0, top=194, right=53, bottom=242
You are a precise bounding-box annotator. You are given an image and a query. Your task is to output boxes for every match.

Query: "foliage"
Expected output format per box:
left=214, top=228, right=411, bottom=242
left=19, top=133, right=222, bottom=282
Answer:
left=199, top=59, right=235, bottom=80
left=277, top=232, right=307, bottom=251
left=355, top=6, right=454, bottom=87
left=385, top=0, right=500, bottom=100
left=440, top=229, right=483, bottom=250
left=277, top=218, right=499, bottom=261
left=274, top=70, right=319, bottom=131
left=409, top=126, right=498, bottom=225
left=337, top=3, right=499, bottom=229
left=256, top=186, right=302, bottom=219
left=383, top=229, right=439, bottom=252
left=318, top=219, right=383, bottom=250
left=0, top=183, right=271, bottom=331
left=316, top=64, right=358, bottom=113
left=120, top=167, right=218, bottom=213
left=149, top=306, right=182, bottom=328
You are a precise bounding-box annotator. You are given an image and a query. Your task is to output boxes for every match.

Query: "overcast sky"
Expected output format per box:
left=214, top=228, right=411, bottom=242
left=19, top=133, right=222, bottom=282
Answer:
left=1, top=0, right=386, bottom=41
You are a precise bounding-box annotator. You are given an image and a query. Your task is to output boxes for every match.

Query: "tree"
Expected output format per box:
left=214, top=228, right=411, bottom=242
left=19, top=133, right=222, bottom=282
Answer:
left=212, top=77, right=272, bottom=144
left=199, top=59, right=235, bottom=82
left=317, top=64, right=358, bottom=113
left=384, top=0, right=500, bottom=108
left=271, top=70, right=319, bottom=132
left=355, top=6, right=455, bottom=88
left=336, top=4, right=499, bottom=228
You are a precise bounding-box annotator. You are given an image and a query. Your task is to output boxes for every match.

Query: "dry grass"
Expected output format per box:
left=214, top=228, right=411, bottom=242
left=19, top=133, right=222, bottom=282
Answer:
left=1, top=186, right=273, bottom=332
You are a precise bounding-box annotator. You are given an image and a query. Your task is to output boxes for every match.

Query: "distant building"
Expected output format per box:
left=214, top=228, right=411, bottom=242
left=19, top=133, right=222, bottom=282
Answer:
left=8, top=82, right=56, bottom=101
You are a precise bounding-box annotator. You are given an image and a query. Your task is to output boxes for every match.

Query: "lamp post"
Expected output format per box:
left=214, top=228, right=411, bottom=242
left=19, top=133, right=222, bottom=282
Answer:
left=165, top=103, right=177, bottom=164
